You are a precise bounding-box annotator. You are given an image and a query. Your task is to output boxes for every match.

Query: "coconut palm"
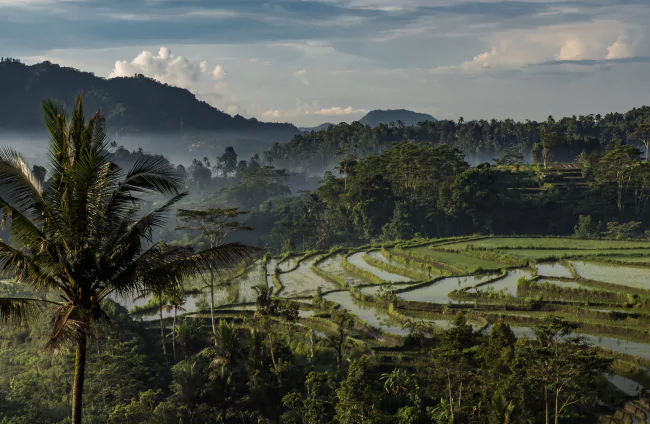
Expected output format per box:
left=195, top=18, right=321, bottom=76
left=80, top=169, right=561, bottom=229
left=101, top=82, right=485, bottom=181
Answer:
left=0, top=94, right=258, bottom=423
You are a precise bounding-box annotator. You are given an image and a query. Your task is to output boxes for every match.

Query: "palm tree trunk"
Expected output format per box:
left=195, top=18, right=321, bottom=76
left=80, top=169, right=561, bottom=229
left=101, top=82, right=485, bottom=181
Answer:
left=71, top=333, right=87, bottom=424
left=172, top=306, right=177, bottom=363
left=210, top=271, right=216, bottom=346
left=159, top=294, right=167, bottom=360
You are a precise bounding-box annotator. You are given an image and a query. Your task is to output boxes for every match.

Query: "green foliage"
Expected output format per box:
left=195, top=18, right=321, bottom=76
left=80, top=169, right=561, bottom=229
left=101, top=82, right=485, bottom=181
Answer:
left=574, top=215, right=597, bottom=238
left=363, top=251, right=427, bottom=281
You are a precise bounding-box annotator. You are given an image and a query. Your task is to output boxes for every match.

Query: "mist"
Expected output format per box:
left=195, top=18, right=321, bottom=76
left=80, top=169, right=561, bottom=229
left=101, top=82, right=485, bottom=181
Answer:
left=0, top=129, right=295, bottom=169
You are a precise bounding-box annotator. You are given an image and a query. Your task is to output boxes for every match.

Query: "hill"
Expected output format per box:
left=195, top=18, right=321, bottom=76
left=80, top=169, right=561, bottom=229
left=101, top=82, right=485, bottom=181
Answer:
left=0, top=59, right=299, bottom=135
left=299, top=123, right=334, bottom=132
left=359, top=109, right=436, bottom=127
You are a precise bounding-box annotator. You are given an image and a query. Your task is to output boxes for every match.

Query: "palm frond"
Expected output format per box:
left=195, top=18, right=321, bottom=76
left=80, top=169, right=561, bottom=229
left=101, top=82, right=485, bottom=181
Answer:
left=103, top=242, right=260, bottom=301
left=117, top=155, right=184, bottom=196
left=0, top=146, right=48, bottom=221
left=44, top=302, right=92, bottom=352
left=0, top=241, right=64, bottom=293
left=0, top=297, right=54, bottom=325
left=123, top=192, right=188, bottom=243
left=0, top=201, right=46, bottom=252
left=97, top=193, right=189, bottom=288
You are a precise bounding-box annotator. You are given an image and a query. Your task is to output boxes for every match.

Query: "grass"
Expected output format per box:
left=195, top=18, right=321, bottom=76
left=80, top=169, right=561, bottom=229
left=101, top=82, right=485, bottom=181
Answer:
left=444, top=237, right=650, bottom=250
left=500, top=248, right=650, bottom=260
left=404, top=247, right=507, bottom=272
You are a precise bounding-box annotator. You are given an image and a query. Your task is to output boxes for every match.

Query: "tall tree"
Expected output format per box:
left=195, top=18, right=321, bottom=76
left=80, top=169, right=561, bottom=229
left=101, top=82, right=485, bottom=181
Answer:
left=216, top=146, right=238, bottom=178
left=176, top=207, right=252, bottom=342
left=0, top=94, right=258, bottom=424
left=522, top=317, right=611, bottom=424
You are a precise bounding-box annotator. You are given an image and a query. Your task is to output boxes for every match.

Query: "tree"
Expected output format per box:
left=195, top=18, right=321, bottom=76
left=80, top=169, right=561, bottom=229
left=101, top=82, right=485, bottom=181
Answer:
left=31, top=164, right=46, bottom=184
left=631, top=123, right=650, bottom=162
left=282, top=372, right=335, bottom=423
left=337, top=155, right=358, bottom=191
left=573, top=215, right=595, bottom=238
left=188, top=159, right=212, bottom=190
left=539, top=126, right=555, bottom=169
left=381, top=202, right=415, bottom=241
left=429, top=312, right=476, bottom=422
left=523, top=317, right=611, bottom=424
left=176, top=207, right=252, bottom=343
left=329, top=309, right=354, bottom=378
left=216, top=146, right=238, bottom=178
left=335, top=357, right=378, bottom=423
left=594, top=145, right=642, bottom=214
left=494, top=145, right=524, bottom=166
left=0, top=94, right=258, bottom=424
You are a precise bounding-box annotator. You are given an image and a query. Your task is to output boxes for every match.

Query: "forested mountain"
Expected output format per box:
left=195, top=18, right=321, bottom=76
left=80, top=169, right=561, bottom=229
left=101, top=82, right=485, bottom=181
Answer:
left=359, top=109, right=436, bottom=127
left=0, top=58, right=298, bottom=135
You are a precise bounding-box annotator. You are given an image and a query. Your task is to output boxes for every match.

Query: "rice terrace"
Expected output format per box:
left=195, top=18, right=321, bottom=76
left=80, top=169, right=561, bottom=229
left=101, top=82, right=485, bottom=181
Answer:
left=118, top=235, right=650, bottom=421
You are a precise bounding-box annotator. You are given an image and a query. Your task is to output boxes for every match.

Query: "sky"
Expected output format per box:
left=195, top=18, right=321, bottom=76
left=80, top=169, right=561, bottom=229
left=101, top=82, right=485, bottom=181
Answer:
left=2, top=0, right=650, bottom=127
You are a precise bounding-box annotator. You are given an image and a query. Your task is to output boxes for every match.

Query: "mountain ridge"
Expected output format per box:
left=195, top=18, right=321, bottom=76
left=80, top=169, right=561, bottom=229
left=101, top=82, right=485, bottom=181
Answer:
left=359, top=109, right=436, bottom=127
left=0, top=59, right=299, bottom=136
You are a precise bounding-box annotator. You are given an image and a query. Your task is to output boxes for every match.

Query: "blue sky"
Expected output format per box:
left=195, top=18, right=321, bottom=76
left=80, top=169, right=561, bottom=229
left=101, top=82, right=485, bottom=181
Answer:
left=2, top=0, right=650, bottom=126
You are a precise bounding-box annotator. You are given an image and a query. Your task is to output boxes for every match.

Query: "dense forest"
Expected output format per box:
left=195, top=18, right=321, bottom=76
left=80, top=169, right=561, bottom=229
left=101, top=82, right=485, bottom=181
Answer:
left=265, top=107, right=650, bottom=171
left=172, top=138, right=650, bottom=253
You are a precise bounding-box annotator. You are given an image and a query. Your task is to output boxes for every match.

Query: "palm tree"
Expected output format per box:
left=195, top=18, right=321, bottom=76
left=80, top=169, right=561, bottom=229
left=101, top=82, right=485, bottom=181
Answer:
left=0, top=94, right=258, bottom=423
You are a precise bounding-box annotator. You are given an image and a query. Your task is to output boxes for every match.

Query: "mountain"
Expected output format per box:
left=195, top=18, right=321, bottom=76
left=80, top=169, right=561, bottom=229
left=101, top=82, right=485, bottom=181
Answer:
left=359, top=109, right=436, bottom=127
left=299, top=123, right=334, bottom=132
left=0, top=59, right=299, bottom=135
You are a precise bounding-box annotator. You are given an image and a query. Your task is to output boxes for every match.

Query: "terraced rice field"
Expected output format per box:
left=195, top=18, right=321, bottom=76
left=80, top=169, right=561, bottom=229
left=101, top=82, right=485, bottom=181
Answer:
left=571, top=261, right=650, bottom=290
left=403, top=247, right=507, bottom=271
left=347, top=252, right=409, bottom=283
left=468, top=269, right=531, bottom=296
left=398, top=274, right=497, bottom=304
left=359, top=283, right=414, bottom=296
left=510, top=327, right=650, bottom=361
left=536, top=279, right=592, bottom=291
left=536, top=262, right=573, bottom=278
left=266, top=259, right=278, bottom=289
left=445, top=237, right=650, bottom=250
left=279, top=256, right=339, bottom=297
left=234, top=260, right=266, bottom=302
left=317, top=253, right=363, bottom=287
left=278, top=255, right=303, bottom=272
left=593, top=255, right=650, bottom=264
left=124, top=236, right=650, bottom=375
left=502, top=248, right=650, bottom=260
left=366, top=250, right=428, bottom=280
left=324, top=291, right=409, bottom=336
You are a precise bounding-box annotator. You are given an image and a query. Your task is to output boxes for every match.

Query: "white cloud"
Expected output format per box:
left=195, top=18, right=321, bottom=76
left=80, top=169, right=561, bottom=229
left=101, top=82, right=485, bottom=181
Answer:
left=557, top=39, right=585, bottom=61
left=261, top=109, right=283, bottom=119
left=109, top=47, right=204, bottom=90
left=294, top=68, right=309, bottom=85
left=461, top=47, right=498, bottom=72
left=211, top=64, right=225, bottom=80
left=313, top=106, right=367, bottom=116
left=199, top=60, right=208, bottom=73
left=606, top=36, right=632, bottom=59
